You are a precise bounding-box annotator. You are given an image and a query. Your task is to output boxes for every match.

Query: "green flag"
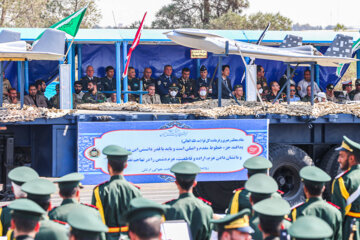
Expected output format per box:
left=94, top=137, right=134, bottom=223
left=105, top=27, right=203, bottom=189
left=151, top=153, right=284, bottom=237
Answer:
left=336, top=37, right=360, bottom=77
left=34, top=6, right=87, bottom=43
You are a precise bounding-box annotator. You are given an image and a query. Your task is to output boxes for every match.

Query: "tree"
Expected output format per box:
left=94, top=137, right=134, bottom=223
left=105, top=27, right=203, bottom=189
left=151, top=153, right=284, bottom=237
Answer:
left=209, top=11, right=292, bottom=30
left=334, top=23, right=347, bottom=31
left=151, top=0, right=249, bottom=29
left=0, top=0, right=101, bottom=28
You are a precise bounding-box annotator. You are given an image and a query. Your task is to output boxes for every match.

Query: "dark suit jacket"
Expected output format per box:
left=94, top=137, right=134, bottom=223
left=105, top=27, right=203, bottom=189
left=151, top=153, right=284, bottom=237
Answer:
left=78, top=76, right=100, bottom=90
left=24, top=94, right=48, bottom=108
left=214, top=77, right=232, bottom=99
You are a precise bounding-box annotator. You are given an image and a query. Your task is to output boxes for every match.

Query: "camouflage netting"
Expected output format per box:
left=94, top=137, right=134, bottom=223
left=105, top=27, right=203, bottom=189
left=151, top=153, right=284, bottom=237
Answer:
left=1, top=100, right=360, bottom=122
left=0, top=104, right=71, bottom=122
left=76, top=100, right=360, bottom=119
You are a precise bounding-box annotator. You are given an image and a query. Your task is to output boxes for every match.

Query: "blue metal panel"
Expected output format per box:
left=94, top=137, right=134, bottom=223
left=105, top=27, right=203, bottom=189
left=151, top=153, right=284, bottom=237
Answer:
left=19, top=62, right=25, bottom=108
left=315, top=64, right=320, bottom=87
left=357, top=50, right=360, bottom=79
left=217, top=56, right=222, bottom=107
left=0, top=62, right=3, bottom=107
left=115, top=42, right=122, bottom=103
left=196, top=59, right=200, bottom=79
left=77, top=44, right=82, bottom=80
left=24, top=61, right=29, bottom=93
left=122, top=41, right=128, bottom=103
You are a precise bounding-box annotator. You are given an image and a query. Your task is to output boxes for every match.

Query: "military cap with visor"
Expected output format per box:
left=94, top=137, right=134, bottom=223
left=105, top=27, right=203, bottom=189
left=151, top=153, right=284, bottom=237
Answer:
left=68, top=208, right=108, bottom=238
left=124, top=197, right=168, bottom=224
left=211, top=209, right=254, bottom=234
left=336, top=135, right=360, bottom=155
left=288, top=215, right=333, bottom=239
left=243, top=156, right=272, bottom=175
left=253, top=198, right=290, bottom=221
left=170, top=161, right=201, bottom=180
left=356, top=79, right=360, bottom=86
left=342, top=80, right=352, bottom=86
left=8, top=199, right=46, bottom=221
left=245, top=174, right=278, bottom=195
left=102, top=145, right=132, bottom=162
left=200, top=65, right=207, bottom=72
left=169, top=83, right=179, bottom=90
left=8, top=166, right=39, bottom=186
left=326, top=84, right=334, bottom=90
left=21, top=178, right=56, bottom=201
left=300, top=166, right=331, bottom=186
left=54, top=172, right=84, bottom=191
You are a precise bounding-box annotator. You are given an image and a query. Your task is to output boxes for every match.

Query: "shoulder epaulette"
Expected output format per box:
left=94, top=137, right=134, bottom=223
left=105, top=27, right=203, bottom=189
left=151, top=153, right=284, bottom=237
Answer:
left=233, top=187, right=244, bottom=193
left=198, top=197, right=212, bottom=206
left=129, top=182, right=141, bottom=190
left=163, top=199, right=176, bottom=205
left=327, top=201, right=341, bottom=210
left=53, top=219, right=67, bottom=225
left=335, top=170, right=349, bottom=179
left=81, top=203, right=99, bottom=210
left=96, top=181, right=108, bottom=187
left=277, top=190, right=284, bottom=195
left=1, top=204, right=8, bottom=208
left=291, top=202, right=305, bottom=210
left=284, top=217, right=292, bottom=222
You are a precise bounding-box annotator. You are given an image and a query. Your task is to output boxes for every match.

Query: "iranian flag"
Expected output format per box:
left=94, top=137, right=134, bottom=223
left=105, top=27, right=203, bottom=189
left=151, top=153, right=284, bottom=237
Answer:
left=33, top=6, right=87, bottom=44
left=336, top=37, right=360, bottom=77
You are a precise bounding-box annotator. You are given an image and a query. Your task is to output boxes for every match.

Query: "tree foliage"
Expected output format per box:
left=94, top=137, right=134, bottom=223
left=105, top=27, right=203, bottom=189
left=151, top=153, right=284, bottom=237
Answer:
left=209, top=11, right=292, bottom=30
left=151, top=0, right=249, bottom=28
left=0, top=0, right=101, bottom=28
left=334, top=23, right=346, bottom=31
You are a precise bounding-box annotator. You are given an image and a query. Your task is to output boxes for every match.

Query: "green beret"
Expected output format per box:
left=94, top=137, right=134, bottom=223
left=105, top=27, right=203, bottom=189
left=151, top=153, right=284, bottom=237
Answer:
left=124, top=197, right=167, bottom=223
left=9, top=199, right=46, bottom=220
left=243, top=156, right=272, bottom=175
left=8, top=166, right=39, bottom=186
left=336, top=136, right=360, bottom=155
left=300, top=166, right=331, bottom=185
left=245, top=174, right=278, bottom=195
left=288, top=216, right=333, bottom=239
left=54, top=173, right=84, bottom=191
left=102, top=145, right=132, bottom=162
left=211, top=209, right=254, bottom=234
left=170, top=161, right=201, bottom=180
left=21, top=178, right=56, bottom=200
left=68, top=208, right=108, bottom=237
left=253, top=198, right=290, bottom=220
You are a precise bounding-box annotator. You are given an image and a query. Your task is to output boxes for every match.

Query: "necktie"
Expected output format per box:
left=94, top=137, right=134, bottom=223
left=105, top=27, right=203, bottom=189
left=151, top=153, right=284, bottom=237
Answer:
left=151, top=96, right=154, bottom=104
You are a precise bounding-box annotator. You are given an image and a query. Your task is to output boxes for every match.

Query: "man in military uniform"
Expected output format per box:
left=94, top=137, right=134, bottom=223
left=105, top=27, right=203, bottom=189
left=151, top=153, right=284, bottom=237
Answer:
left=49, top=84, right=60, bottom=109
left=289, top=166, right=342, bottom=240
left=91, top=145, right=142, bottom=240
left=195, top=85, right=211, bottom=101
left=234, top=85, right=245, bottom=101
left=20, top=179, right=69, bottom=240
left=211, top=209, right=254, bottom=240
left=342, top=80, right=353, bottom=100
left=157, top=65, right=177, bottom=98
left=82, top=80, right=107, bottom=104
left=78, top=65, right=100, bottom=91
left=0, top=167, right=39, bottom=236
left=67, top=208, right=108, bottom=240
left=127, top=67, right=140, bottom=91
left=228, top=156, right=276, bottom=214
left=161, top=83, right=181, bottom=104
left=214, top=65, right=232, bottom=99
left=245, top=174, right=281, bottom=240
left=141, top=67, right=155, bottom=91
left=8, top=199, right=46, bottom=240
left=257, top=65, right=267, bottom=88
left=288, top=216, right=333, bottom=240
left=326, top=84, right=338, bottom=103
left=177, top=67, right=196, bottom=103
left=164, top=161, right=213, bottom=240
left=2, top=72, right=12, bottom=100
left=98, top=66, right=116, bottom=94
left=253, top=198, right=291, bottom=240
left=124, top=197, right=167, bottom=240
left=196, top=65, right=213, bottom=97
left=351, top=79, right=360, bottom=101
left=331, top=136, right=360, bottom=240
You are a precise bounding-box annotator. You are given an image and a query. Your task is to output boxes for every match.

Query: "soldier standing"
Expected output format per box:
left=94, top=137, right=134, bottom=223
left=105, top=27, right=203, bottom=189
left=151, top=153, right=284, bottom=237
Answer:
left=288, top=216, right=333, bottom=240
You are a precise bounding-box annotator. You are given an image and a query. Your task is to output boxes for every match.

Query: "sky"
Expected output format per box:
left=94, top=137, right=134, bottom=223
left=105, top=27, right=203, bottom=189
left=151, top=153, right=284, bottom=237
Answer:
left=97, top=0, right=360, bottom=29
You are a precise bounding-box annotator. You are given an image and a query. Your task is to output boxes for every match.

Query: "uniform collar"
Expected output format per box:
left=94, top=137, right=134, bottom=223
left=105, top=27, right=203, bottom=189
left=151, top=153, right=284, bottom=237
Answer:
left=61, top=198, right=78, bottom=206
left=179, top=192, right=194, bottom=199
left=307, top=196, right=322, bottom=203
left=110, top=175, right=124, bottom=181
left=15, top=235, right=34, bottom=240
left=350, top=164, right=360, bottom=171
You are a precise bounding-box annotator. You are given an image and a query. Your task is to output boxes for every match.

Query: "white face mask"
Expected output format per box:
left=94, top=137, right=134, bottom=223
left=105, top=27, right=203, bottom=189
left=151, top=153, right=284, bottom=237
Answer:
left=258, top=88, right=263, bottom=94
left=170, top=91, right=177, bottom=97
left=199, top=90, right=207, bottom=96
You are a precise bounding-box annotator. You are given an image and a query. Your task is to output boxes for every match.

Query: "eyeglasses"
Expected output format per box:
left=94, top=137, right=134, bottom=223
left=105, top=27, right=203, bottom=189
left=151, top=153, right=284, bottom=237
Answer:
left=290, top=90, right=296, bottom=92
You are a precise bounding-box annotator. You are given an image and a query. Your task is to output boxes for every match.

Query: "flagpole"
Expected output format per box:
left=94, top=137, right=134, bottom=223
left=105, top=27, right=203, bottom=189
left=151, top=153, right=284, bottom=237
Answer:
left=64, top=37, right=75, bottom=63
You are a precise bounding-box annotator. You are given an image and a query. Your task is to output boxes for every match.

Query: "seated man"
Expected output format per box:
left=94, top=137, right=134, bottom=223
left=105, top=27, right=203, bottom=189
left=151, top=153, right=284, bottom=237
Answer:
left=157, top=65, right=177, bottom=98
left=99, top=66, right=116, bottom=93
left=24, top=84, right=48, bottom=108
left=315, top=92, right=327, bottom=103
left=4, top=88, right=19, bottom=104
left=142, top=84, right=161, bottom=104
left=197, top=65, right=212, bottom=96
left=161, top=83, right=181, bottom=104
left=195, top=85, right=211, bottom=101
left=350, top=79, right=360, bottom=100
left=301, top=85, right=312, bottom=102
left=74, top=82, right=84, bottom=104
left=177, top=67, right=196, bottom=103
left=2, top=72, right=12, bottom=99
left=78, top=65, right=99, bottom=91
left=257, top=65, right=267, bottom=87
left=49, top=84, right=60, bottom=109
left=289, top=84, right=301, bottom=102
left=297, top=70, right=321, bottom=98
left=141, top=67, right=155, bottom=90
left=35, top=79, right=46, bottom=97
left=234, top=84, right=245, bottom=101
left=342, top=80, right=353, bottom=100
left=82, top=80, right=107, bottom=104
left=122, top=85, right=137, bottom=102
left=107, top=92, right=117, bottom=103
left=127, top=67, right=140, bottom=91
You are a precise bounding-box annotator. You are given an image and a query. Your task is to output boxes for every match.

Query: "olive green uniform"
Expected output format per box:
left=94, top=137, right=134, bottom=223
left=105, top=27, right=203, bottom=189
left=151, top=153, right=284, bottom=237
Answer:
left=82, top=92, right=107, bottom=103
left=161, top=95, right=181, bottom=104
left=0, top=206, right=11, bottom=236
left=91, top=175, right=142, bottom=240
left=49, top=198, right=96, bottom=222
left=331, top=164, right=360, bottom=240
left=290, top=197, right=342, bottom=240
left=35, top=218, right=68, bottom=240
left=164, top=193, right=213, bottom=240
